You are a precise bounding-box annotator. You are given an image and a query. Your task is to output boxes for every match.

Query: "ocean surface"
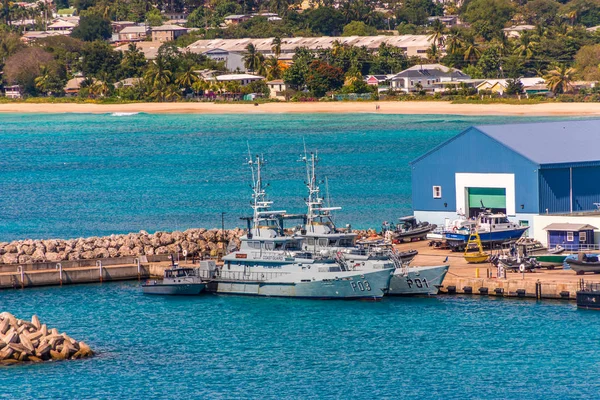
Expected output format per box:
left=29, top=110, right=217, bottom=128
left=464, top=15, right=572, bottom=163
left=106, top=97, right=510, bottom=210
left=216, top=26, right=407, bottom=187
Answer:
left=1, top=282, right=600, bottom=399
left=1, top=113, right=597, bottom=399
left=0, top=113, right=568, bottom=242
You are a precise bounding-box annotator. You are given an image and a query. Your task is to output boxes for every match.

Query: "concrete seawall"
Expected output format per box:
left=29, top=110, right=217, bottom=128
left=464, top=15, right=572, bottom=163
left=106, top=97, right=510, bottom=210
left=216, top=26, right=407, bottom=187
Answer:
left=0, top=259, right=173, bottom=290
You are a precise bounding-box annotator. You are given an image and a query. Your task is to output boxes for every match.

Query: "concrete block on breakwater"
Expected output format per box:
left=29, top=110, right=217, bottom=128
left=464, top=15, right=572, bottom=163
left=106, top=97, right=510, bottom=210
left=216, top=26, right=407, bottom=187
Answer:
left=0, top=312, right=93, bottom=365
left=0, top=228, right=246, bottom=265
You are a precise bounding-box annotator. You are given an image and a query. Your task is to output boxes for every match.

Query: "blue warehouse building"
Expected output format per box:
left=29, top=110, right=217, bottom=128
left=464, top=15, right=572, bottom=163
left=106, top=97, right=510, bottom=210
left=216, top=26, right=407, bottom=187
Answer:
left=411, top=119, right=600, bottom=236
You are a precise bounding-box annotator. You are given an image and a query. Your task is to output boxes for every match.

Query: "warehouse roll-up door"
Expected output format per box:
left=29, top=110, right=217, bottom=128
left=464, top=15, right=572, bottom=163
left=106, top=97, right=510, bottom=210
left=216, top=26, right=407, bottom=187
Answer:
left=468, top=187, right=506, bottom=217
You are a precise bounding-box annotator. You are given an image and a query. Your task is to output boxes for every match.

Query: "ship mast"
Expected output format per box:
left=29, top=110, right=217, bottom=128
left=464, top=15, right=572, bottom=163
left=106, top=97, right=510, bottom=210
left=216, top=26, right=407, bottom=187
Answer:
left=300, top=149, right=341, bottom=229
left=247, top=147, right=285, bottom=236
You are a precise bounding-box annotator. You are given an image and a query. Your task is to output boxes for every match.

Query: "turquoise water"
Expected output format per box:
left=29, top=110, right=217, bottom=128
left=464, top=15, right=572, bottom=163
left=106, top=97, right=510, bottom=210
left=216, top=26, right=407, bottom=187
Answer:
left=0, top=113, right=561, bottom=242
left=1, top=282, right=600, bottom=399
left=1, top=113, right=597, bottom=399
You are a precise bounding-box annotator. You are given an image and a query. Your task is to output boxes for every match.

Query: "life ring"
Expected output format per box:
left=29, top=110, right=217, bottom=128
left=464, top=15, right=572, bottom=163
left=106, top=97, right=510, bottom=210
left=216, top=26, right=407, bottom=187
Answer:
left=452, top=226, right=457, bottom=232
left=182, top=249, right=188, bottom=257
left=519, top=264, right=525, bottom=273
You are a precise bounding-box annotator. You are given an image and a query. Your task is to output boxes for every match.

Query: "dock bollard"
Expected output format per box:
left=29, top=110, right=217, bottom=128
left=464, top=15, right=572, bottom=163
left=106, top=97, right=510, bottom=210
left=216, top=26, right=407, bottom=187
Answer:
left=56, top=263, right=62, bottom=286
left=535, top=280, right=542, bottom=300
left=135, top=258, right=140, bottom=281
left=18, top=265, right=24, bottom=289
left=97, top=260, right=103, bottom=283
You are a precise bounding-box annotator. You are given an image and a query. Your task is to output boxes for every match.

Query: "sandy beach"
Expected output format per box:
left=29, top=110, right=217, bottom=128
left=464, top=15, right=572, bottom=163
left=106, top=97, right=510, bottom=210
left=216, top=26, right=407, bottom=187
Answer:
left=2, top=101, right=600, bottom=116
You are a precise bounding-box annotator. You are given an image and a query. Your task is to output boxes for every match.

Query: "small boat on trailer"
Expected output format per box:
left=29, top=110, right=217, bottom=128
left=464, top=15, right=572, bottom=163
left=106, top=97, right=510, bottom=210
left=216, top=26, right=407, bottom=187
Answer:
left=565, top=253, right=600, bottom=275
left=576, top=280, right=600, bottom=310
left=142, top=258, right=207, bottom=295
left=392, top=216, right=436, bottom=242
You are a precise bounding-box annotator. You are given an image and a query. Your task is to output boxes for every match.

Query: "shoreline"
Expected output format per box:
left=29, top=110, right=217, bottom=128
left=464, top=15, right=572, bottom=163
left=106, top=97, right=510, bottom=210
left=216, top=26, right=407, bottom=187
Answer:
left=3, top=101, right=600, bottom=116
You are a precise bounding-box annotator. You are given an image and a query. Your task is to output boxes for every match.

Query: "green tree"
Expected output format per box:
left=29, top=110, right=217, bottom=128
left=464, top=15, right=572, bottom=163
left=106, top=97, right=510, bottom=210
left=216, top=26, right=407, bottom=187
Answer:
left=145, top=8, right=164, bottom=26
left=264, top=56, right=282, bottom=80
left=428, top=19, right=446, bottom=47
left=120, top=43, right=147, bottom=77
left=302, top=7, right=345, bottom=36
left=476, top=46, right=502, bottom=78
left=79, top=40, right=122, bottom=79
left=342, top=21, right=377, bottom=36
left=396, top=0, right=442, bottom=26
left=305, top=60, right=344, bottom=97
left=283, top=62, right=308, bottom=91
left=175, top=63, right=199, bottom=91
left=514, top=31, right=539, bottom=60
left=243, top=43, right=264, bottom=73
left=71, top=14, right=112, bottom=42
left=574, top=44, right=600, bottom=81
left=462, top=0, right=515, bottom=40
left=271, top=37, right=281, bottom=58
left=544, top=64, right=576, bottom=94
left=505, top=78, right=524, bottom=95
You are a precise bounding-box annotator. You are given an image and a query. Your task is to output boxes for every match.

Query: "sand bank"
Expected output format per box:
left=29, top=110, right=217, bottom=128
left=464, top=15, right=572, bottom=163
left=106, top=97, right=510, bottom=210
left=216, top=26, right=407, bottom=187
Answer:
left=2, top=101, right=600, bottom=116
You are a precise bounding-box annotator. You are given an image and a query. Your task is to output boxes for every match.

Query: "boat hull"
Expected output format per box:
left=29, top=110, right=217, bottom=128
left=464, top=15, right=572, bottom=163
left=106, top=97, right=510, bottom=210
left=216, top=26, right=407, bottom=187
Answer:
left=532, top=254, right=567, bottom=267
left=142, top=282, right=206, bottom=295
left=208, top=268, right=393, bottom=299
left=445, top=227, right=528, bottom=248
left=388, top=265, right=449, bottom=296
left=576, top=291, right=600, bottom=309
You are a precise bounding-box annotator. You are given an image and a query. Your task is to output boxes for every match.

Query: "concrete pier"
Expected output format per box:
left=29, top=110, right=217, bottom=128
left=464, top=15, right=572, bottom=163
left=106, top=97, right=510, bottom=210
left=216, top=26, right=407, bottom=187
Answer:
left=403, top=240, right=585, bottom=301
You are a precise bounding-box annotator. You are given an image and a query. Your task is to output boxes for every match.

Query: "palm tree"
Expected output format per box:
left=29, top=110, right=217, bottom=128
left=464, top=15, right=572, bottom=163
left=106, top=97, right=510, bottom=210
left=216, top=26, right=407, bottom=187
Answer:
left=191, top=79, right=209, bottom=97
left=244, top=43, right=263, bottom=73
left=514, top=32, right=538, bottom=60
left=428, top=19, right=446, bottom=47
left=264, top=56, right=282, bottom=80
left=462, top=36, right=481, bottom=64
left=426, top=44, right=440, bottom=62
left=544, top=64, right=576, bottom=94
left=176, top=64, right=199, bottom=91
left=271, top=37, right=281, bottom=58
left=34, top=66, right=51, bottom=95
left=445, top=29, right=463, bottom=56
left=145, top=60, right=172, bottom=89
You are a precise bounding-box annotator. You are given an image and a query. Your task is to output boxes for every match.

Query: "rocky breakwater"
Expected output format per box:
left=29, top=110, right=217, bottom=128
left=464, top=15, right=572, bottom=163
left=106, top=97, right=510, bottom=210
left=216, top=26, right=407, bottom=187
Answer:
left=0, top=228, right=245, bottom=265
left=0, top=312, right=93, bottom=365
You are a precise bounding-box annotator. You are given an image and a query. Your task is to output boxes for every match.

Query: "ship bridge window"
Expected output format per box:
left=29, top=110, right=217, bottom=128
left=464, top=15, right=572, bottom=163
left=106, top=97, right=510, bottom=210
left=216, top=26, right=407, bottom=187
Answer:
left=339, top=239, right=353, bottom=247
left=307, top=238, right=315, bottom=246
left=329, top=239, right=337, bottom=246
left=248, top=241, right=260, bottom=249
left=274, top=243, right=283, bottom=250
left=285, top=242, right=300, bottom=250
left=318, top=239, right=328, bottom=247
left=264, top=242, right=274, bottom=251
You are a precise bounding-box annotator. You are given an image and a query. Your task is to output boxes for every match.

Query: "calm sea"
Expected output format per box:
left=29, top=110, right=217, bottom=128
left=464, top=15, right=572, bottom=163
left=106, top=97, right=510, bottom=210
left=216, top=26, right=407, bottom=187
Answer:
left=1, top=282, right=599, bottom=399
left=0, top=113, right=597, bottom=399
left=0, top=113, right=564, bottom=242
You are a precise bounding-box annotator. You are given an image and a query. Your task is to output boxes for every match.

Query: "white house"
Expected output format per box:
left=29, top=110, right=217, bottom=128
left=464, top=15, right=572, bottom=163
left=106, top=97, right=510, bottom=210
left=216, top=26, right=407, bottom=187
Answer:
left=389, top=64, right=470, bottom=93
left=266, top=79, right=287, bottom=99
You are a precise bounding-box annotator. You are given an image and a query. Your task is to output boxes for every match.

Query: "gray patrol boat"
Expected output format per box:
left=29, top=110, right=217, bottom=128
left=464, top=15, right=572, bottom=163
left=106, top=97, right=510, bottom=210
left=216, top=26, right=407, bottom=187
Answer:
left=205, top=154, right=394, bottom=300
left=293, top=151, right=449, bottom=296
left=142, top=257, right=207, bottom=295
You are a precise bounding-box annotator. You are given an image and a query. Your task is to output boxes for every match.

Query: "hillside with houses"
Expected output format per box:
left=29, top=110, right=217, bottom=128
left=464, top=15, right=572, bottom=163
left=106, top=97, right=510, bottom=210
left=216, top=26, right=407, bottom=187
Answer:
left=2, top=0, right=600, bottom=101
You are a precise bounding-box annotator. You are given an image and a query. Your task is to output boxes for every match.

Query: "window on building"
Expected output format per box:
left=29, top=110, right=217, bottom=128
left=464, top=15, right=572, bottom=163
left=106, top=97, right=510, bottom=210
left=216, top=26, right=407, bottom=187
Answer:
left=580, top=231, right=587, bottom=242
left=567, top=231, right=574, bottom=242
left=433, top=186, right=442, bottom=199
